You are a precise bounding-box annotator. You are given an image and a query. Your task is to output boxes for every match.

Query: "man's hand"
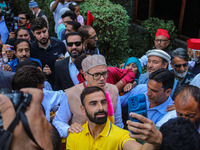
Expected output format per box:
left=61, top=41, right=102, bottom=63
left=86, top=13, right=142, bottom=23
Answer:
left=127, top=113, right=162, bottom=148
left=166, top=104, right=175, bottom=112
left=43, top=64, right=52, bottom=75
left=67, top=122, right=83, bottom=134
left=0, top=88, right=53, bottom=150
left=4, top=65, right=12, bottom=71
left=123, top=81, right=136, bottom=92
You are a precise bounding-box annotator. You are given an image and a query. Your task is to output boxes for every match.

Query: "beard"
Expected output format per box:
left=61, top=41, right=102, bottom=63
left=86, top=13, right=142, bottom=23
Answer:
left=85, top=109, right=108, bottom=125
left=19, top=55, right=29, bottom=62
left=69, top=49, right=82, bottom=59
left=174, top=68, right=188, bottom=78
left=38, top=37, right=49, bottom=45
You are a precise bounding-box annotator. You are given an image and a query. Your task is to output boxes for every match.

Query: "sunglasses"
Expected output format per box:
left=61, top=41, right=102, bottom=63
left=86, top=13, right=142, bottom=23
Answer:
left=173, top=63, right=188, bottom=68
left=67, top=41, right=82, bottom=47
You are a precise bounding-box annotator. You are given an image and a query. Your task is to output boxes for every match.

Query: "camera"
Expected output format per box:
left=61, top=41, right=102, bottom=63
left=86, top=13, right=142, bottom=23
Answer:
left=128, top=94, right=147, bottom=134
left=3, top=0, right=20, bottom=32
left=0, top=89, right=32, bottom=129
left=0, top=89, right=32, bottom=111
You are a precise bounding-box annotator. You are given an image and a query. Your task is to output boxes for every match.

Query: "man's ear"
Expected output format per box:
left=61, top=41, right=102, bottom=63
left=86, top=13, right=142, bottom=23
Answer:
left=166, top=39, right=170, bottom=47
left=162, top=62, right=168, bottom=69
left=165, top=88, right=172, bottom=97
left=170, top=61, right=174, bottom=69
left=195, top=51, right=200, bottom=59
left=83, top=72, right=88, bottom=81
left=80, top=105, right=86, bottom=116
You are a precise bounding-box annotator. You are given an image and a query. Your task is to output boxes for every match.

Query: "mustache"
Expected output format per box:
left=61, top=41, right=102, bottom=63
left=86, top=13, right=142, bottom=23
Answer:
left=94, top=110, right=107, bottom=117
left=20, top=56, right=28, bottom=59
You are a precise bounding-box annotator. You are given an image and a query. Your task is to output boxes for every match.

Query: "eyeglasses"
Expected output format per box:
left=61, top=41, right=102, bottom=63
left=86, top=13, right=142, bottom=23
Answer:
left=86, top=71, right=110, bottom=80
left=173, top=63, right=188, bottom=68
left=154, top=39, right=168, bottom=43
left=20, top=17, right=26, bottom=20
left=67, top=41, right=82, bottom=47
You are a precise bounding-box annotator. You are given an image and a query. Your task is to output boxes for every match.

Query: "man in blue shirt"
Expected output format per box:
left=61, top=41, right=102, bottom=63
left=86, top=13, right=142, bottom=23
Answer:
left=4, top=38, right=42, bottom=72
left=146, top=68, right=174, bottom=124
left=0, top=10, right=9, bottom=44
left=138, top=49, right=171, bottom=84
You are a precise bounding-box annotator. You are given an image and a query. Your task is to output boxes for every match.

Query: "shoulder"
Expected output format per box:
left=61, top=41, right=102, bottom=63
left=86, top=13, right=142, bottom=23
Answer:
left=65, top=83, right=84, bottom=94
left=55, top=57, right=69, bottom=66
left=105, top=83, right=118, bottom=93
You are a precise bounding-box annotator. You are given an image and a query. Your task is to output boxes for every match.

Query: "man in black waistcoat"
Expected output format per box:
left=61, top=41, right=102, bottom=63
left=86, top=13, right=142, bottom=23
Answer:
left=54, top=32, right=83, bottom=90
left=29, top=0, right=49, bottom=27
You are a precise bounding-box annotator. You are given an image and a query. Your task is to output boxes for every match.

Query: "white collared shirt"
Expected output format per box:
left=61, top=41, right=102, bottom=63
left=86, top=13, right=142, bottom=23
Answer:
left=68, top=57, right=79, bottom=85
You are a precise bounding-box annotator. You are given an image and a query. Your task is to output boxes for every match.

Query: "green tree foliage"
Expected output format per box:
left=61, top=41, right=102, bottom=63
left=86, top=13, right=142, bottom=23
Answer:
left=141, top=17, right=177, bottom=51
left=80, top=0, right=131, bottom=66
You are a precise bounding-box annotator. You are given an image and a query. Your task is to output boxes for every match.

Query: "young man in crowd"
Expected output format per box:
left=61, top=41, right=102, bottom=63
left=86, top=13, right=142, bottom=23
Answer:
left=67, top=86, right=162, bottom=150
left=30, top=17, right=66, bottom=87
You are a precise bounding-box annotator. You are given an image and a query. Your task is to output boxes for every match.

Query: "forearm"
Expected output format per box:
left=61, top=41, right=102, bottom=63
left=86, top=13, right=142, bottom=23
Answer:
left=115, top=80, right=125, bottom=93
left=141, top=143, right=161, bottom=150
left=50, top=0, right=60, bottom=12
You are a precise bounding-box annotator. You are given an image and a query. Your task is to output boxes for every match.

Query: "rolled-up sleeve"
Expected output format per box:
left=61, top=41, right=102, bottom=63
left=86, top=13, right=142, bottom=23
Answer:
left=114, top=95, right=124, bottom=129
left=52, top=94, right=71, bottom=138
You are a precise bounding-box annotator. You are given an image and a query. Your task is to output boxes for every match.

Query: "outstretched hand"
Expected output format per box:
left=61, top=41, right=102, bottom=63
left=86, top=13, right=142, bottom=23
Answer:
left=127, top=113, right=162, bottom=148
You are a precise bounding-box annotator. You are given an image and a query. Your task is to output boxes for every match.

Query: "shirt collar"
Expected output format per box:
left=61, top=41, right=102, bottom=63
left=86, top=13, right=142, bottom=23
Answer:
left=0, top=16, right=5, bottom=22
left=36, top=9, right=41, bottom=17
left=147, top=96, right=173, bottom=114
left=69, top=56, right=73, bottom=64
left=84, top=118, right=112, bottom=137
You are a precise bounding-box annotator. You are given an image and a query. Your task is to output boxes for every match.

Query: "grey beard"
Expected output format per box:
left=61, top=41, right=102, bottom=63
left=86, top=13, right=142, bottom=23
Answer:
left=174, top=69, right=188, bottom=78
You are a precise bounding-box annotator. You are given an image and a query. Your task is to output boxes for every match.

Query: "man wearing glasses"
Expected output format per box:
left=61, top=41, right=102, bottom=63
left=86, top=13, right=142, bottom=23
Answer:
left=170, top=48, right=195, bottom=96
left=139, top=29, right=171, bottom=68
left=9, top=12, right=35, bottom=41
left=54, top=32, right=83, bottom=90
left=53, top=54, right=123, bottom=138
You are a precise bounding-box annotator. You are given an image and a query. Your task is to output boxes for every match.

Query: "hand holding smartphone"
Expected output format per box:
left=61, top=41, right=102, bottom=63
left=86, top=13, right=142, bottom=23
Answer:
left=128, top=94, right=147, bottom=134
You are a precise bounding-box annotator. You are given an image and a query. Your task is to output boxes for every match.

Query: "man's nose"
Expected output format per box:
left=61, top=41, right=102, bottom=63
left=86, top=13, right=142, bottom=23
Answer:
left=97, top=102, right=103, bottom=110
left=146, top=89, right=151, bottom=96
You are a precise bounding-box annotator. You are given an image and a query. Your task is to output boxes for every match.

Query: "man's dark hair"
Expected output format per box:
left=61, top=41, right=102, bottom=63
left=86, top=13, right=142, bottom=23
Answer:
left=18, top=11, right=30, bottom=20
left=80, top=86, right=105, bottom=106
left=149, top=68, right=174, bottom=91
left=171, top=48, right=189, bottom=62
left=14, top=38, right=30, bottom=52
left=61, top=11, right=77, bottom=20
left=74, top=53, right=88, bottom=71
left=31, top=17, right=48, bottom=32
left=66, top=32, right=83, bottom=43
left=16, top=60, right=41, bottom=71
left=67, top=21, right=81, bottom=31
left=12, top=66, right=45, bottom=90
left=51, top=124, right=62, bottom=150
left=16, top=27, right=29, bottom=38
left=174, top=85, right=200, bottom=110
left=160, top=117, right=200, bottom=150
left=68, top=3, right=79, bottom=12
left=78, top=25, right=93, bottom=40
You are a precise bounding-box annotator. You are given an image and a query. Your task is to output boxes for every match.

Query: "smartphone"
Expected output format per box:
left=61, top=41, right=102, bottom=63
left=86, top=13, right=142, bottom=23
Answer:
left=128, top=94, right=147, bottom=134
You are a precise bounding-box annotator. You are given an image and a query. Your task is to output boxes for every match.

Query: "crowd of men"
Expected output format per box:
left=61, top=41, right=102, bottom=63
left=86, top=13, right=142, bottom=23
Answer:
left=0, top=0, right=200, bottom=150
